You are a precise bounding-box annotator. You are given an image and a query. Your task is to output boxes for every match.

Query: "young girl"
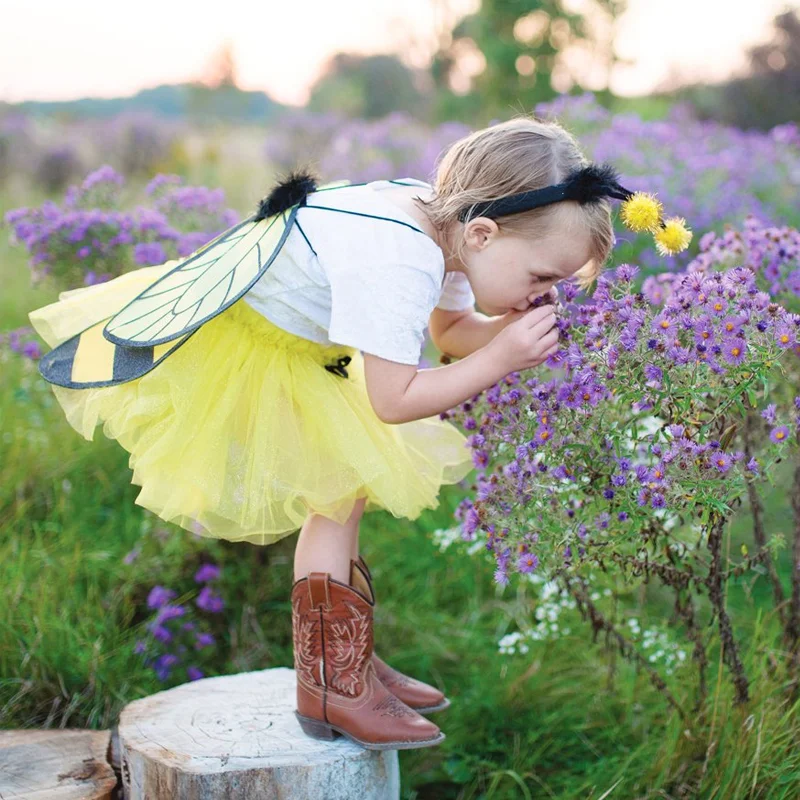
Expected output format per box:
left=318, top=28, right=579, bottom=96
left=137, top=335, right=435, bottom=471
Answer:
left=28, top=114, right=681, bottom=752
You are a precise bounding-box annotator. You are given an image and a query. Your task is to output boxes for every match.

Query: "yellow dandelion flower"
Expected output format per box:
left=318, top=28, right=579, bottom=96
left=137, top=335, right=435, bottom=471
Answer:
left=620, top=192, right=663, bottom=233
left=654, top=217, right=693, bottom=256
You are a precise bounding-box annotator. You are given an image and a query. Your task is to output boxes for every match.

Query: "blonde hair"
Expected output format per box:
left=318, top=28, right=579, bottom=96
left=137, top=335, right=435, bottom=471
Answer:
left=414, top=114, right=615, bottom=291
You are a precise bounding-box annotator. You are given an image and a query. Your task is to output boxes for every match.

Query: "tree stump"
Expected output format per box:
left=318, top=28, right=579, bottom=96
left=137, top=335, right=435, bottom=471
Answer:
left=0, top=729, right=118, bottom=799
left=117, top=667, right=400, bottom=799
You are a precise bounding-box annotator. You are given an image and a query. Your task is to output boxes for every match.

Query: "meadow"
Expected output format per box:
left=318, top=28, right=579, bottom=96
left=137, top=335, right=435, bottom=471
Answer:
left=2, top=93, right=800, bottom=798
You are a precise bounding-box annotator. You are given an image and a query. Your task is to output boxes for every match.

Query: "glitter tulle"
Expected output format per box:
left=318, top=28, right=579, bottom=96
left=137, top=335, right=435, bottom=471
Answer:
left=28, top=261, right=475, bottom=546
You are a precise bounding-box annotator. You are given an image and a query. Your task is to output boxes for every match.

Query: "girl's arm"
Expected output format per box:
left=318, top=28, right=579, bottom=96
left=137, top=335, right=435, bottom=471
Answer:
left=432, top=310, right=510, bottom=359
left=364, top=344, right=513, bottom=425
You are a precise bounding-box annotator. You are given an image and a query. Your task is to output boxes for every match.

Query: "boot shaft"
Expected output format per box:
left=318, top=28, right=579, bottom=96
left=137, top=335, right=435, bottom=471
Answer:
left=291, top=571, right=374, bottom=698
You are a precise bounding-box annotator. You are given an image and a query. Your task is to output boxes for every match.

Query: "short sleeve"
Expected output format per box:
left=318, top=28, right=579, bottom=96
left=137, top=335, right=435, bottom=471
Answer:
left=328, top=263, right=439, bottom=365
left=436, top=270, right=475, bottom=311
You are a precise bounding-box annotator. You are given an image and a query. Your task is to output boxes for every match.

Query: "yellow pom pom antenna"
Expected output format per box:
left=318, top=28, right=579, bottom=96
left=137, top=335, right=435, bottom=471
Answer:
left=620, top=191, right=693, bottom=256
left=654, top=217, right=693, bottom=256
left=620, top=192, right=663, bottom=233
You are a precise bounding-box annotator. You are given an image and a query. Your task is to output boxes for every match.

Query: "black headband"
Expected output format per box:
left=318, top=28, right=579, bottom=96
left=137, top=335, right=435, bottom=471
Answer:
left=456, top=162, right=635, bottom=223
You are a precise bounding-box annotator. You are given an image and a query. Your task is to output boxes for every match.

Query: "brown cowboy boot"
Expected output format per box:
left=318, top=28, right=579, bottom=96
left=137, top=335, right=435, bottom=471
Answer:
left=350, top=555, right=451, bottom=714
left=291, top=571, right=445, bottom=750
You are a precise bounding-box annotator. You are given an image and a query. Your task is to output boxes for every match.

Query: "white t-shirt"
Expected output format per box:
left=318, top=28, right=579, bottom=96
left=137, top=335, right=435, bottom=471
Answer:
left=241, top=178, right=475, bottom=365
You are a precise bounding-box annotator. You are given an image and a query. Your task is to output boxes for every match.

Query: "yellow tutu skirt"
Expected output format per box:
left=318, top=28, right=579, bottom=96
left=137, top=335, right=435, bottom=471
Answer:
left=28, top=261, right=475, bottom=546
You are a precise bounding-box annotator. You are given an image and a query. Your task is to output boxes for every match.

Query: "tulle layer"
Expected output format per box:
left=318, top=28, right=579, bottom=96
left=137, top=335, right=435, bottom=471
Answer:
left=28, top=263, right=475, bottom=546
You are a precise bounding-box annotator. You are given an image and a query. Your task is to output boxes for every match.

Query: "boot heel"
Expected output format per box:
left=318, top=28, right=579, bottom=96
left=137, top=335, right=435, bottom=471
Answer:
left=295, top=711, right=339, bottom=740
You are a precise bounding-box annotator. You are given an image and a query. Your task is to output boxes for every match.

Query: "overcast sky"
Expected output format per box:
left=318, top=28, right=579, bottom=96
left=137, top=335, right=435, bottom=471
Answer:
left=1, top=0, right=796, bottom=105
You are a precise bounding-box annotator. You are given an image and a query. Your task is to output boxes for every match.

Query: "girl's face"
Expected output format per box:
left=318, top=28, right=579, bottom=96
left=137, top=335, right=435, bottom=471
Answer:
left=459, top=218, right=594, bottom=316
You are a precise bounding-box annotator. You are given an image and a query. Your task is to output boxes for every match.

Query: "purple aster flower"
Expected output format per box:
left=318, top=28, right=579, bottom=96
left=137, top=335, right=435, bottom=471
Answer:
left=774, top=323, right=795, bottom=348
left=194, top=563, right=220, bottom=583
left=517, top=552, right=539, bottom=573
left=644, top=364, right=663, bottom=388
left=712, top=452, right=732, bottom=472
left=194, top=632, right=216, bottom=650
left=186, top=666, right=204, bottom=681
left=153, top=653, right=179, bottom=681
left=157, top=604, right=186, bottom=622
left=473, top=450, right=490, bottom=469
left=745, top=457, right=759, bottom=474
left=708, top=297, right=728, bottom=316
left=493, top=566, right=510, bottom=586
left=760, top=404, right=777, bottom=424
left=770, top=425, right=790, bottom=443
left=147, top=585, right=176, bottom=610
left=651, top=492, right=666, bottom=509
left=463, top=506, right=480, bottom=538
left=615, top=264, right=639, bottom=282
left=651, top=312, right=676, bottom=335
left=196, top=586, right=225, bottom=613
left=134, top=241, right=168, bottom=266
left=721, top=338, right=747, bottom=366
left=150, top=624, right=172, bottom=643
left=534, top=424, right=555, bottom=444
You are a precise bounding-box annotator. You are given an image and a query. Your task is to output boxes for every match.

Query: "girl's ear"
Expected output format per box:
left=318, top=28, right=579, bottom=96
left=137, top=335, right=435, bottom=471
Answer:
left=463, top=217, right=499, bottom=250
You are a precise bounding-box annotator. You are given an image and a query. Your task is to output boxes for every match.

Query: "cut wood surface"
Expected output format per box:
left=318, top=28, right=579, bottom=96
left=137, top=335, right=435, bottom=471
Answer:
left=0, top=729, right=118, bottom=799
left=118, top=667, right=399, bottom=799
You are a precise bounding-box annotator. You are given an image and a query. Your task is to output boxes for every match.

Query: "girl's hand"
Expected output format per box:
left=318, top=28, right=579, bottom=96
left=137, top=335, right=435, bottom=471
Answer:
left=490, top=303, right=560, bottom=373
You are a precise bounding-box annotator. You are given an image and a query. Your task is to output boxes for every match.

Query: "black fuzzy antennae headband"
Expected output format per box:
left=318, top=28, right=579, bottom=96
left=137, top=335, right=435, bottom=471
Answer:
left=456, top=163, right=634, bottom=222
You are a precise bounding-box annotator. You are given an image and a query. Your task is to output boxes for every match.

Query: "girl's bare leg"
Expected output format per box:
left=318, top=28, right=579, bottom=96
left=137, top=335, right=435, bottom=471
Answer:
left=294, top=496, right=367, bottom=584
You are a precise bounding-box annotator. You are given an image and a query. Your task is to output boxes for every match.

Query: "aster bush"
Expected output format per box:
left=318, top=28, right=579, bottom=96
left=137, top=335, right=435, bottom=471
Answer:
left=4, top=165, right=239, bottom=289
left=647, top=215, right=800, bottom=681
left=446, top=261, right=799, bottom=709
